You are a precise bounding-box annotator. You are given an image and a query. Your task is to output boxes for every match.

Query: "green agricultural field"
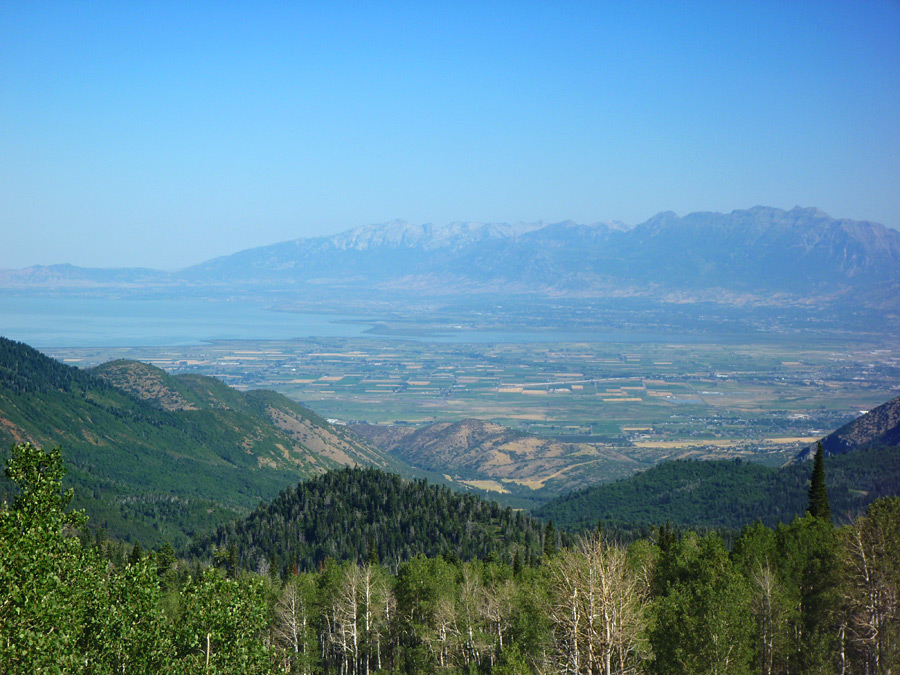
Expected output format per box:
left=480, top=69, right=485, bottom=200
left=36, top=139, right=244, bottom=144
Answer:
left=46, top=329, right=900, bottom=478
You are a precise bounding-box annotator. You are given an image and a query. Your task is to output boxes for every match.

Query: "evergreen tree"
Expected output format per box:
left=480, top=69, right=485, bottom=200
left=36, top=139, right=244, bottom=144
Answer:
left=543, top=520, right=557, bottom=558
left=128, top=542, right=144, bottom=565
left=155, top=541, right=176, bottom=576
left=808, top=442, right=832, bottom=522
left=658, top=520, right=677, bottom=554
left=776, top=514, right=841, bottom=673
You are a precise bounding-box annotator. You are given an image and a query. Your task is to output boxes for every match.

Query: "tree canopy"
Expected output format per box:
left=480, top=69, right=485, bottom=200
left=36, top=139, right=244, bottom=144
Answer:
left=2, top=442, right=899, bottom=673
left=808, top=441, right=832, bottom=522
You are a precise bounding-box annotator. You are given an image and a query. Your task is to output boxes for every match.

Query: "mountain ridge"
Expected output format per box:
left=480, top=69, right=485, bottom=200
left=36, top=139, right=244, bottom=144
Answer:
left=3, top=206, right=897, bottom=309
left=351, top=418, right=643, bottom=500
left=795, top=395, right=900, bottom=461
left=0, top=338, right=400, bottom=546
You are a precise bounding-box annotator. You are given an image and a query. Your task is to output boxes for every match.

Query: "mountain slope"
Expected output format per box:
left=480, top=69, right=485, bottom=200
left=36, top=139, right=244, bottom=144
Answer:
left=538, top=394, right=900, bottom=533
left=90, top=360, right=398, bottom=471
left=351, top=418, right=643, bottom=498
left=0, top=338, right=397, bottom=546
left=796, top=395, right=900, bottom=460
left=189, top=466, right=545, bottom=573
left=535, top=443, right=900, bottom=532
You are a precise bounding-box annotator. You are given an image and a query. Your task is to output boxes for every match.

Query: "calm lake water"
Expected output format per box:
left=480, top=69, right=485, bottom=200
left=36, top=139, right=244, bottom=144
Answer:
left=0, top=295, right=374, bottom=348
left=0, top=294, right=713, bottom=347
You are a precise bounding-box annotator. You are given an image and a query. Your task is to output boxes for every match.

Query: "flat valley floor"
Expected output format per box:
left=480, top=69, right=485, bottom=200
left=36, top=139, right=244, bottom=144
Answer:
left=46, top=332, right=899, bottom=497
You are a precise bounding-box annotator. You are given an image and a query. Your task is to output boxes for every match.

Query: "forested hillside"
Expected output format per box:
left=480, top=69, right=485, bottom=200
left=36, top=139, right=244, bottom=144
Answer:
left=91, top=359, right=399, bottom=469
left=3, top=442, right=898, bottom=673
left=0, top=338, right=396, bottom=546
left=535, top=443, right=900, bottom=532
left=190, top=467, right=548, bottom=574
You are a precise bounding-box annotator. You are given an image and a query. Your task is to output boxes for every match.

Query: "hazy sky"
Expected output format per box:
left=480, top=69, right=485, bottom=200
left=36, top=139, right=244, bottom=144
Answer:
left=2, top=2, right=898, bottom=270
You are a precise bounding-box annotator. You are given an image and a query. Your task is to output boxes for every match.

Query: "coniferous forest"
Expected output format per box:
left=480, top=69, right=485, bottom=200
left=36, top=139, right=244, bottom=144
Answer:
left=190, top=467, right=547, bottom=575
left=534, top=442, right=900, bottom=534
left=2, top=442, right=899, bottom=674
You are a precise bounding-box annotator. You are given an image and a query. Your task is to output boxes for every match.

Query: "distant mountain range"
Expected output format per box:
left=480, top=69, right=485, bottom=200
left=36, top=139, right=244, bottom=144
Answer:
left=3, top=207, right=899, bottom=308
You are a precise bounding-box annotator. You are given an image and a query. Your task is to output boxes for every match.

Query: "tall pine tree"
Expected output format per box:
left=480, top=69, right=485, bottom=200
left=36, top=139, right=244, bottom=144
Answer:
left=543, top=520, right=557, bottom=558
left=807, top=442, right=831, bottom=522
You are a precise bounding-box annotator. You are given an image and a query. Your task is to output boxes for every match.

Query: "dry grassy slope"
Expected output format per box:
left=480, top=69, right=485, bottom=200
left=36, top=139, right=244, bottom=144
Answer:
left=352, top=418, right=642, bottom=493
left=91, top=360, right=395, bottom=473
left=251, top=392, right=398, bottom=470
left=90, top=360, right=198, bottom=411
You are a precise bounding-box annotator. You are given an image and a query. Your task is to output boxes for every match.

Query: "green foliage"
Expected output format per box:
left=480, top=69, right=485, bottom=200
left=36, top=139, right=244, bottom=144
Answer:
left=394, top=555, right=458, bottom=671
left=2, top=442, right=900, bottom=673
left=650, top=533, right=754, bottom=674
left=79, top=559, right=174, bottom=672
left=0, top=337, right=103, bottom=395
left=536, top=444, right=900, bottom=533
left=492, top=643, right=531, bottom=675
left=731, top=520, right=795, bottom=672
left=505, top=564, right=553, bottom=665
left=174, top=568, right=272, bottom=674
left=775, top=514, right=841, bottom=673
left=542, top=519, right=557, bottom=558
left=808, top=441, right=832, bottom=521
left=190, top=467, right=544, bottom=573
left=0, top=337, right=360, bottom=547
left=0, top=442, right=174, bottom=672
left=0, top=443, right=89, bottom=671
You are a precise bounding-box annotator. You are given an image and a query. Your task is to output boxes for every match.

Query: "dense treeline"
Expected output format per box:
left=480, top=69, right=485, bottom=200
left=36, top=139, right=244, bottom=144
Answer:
left=3, top=442, right=899, bottom=673
left=190, top=467, right=549, bottom=574
left=536, top=444, right=900, bottom=532
left=0, top=337, right=110, bottom=395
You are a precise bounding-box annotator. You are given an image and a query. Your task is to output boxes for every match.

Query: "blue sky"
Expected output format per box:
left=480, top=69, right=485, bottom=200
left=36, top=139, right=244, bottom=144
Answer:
left=2, top=1, right=898, bottom=269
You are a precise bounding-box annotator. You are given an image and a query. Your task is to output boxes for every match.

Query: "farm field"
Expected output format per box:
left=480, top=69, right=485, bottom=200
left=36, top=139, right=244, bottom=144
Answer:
left=46, top=331, right=900, bottom=474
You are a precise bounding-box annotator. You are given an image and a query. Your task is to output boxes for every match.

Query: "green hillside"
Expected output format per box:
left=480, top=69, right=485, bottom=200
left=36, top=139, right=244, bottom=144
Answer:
left=189, top=466, right=548, bottom=574
left=90, top=359, right=402, bottom=470
left=535, top=443, right=900, bottom=532
left=0, top=338, right=397, bottom=547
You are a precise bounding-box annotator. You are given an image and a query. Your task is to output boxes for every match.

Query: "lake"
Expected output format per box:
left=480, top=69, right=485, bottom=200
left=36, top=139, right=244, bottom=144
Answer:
left=1, top=293, right=716, bottom=347
left=0, top=295, right=374, bottom=348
